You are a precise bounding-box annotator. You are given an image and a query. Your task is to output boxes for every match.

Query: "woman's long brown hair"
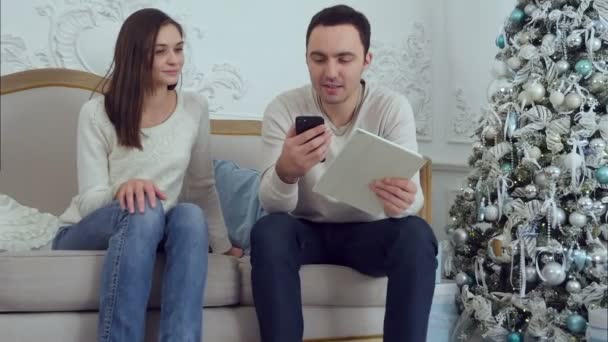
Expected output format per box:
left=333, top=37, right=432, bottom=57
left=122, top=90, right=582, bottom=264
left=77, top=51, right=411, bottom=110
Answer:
left=100, top=8, right=183, bottom=149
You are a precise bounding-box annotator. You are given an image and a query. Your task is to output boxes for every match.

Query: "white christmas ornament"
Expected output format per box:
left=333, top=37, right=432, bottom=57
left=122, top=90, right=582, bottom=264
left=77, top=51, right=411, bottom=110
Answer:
left=507, top=56, right=523, bottom=70
left=550, top=91, right=565, bottom=107
left=484, top=205, right=499, bottom=221
left=569, top=211, right=588, bottom=227
left=527, top=82, right=546, bottom=101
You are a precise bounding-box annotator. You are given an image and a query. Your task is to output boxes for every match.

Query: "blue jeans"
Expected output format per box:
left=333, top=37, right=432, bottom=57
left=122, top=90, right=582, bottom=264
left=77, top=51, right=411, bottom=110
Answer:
left=250, top=213, right=438, bottom=342
left=52, top=201, right=208, bottom=342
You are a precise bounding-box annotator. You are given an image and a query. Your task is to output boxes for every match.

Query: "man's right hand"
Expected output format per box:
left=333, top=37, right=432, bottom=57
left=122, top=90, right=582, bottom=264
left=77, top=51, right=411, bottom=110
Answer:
left=275, top=124, right=332, bottom=184
left=116, top=179, right=167, bottom=214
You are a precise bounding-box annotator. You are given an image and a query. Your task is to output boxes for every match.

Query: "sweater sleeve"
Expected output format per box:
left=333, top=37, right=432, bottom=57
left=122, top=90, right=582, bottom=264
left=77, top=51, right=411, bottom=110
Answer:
left=258, top=97, right=299, bottom=214
left=383, top=95, right=425, bottom=218
left=186, top=94, right=232, bottom=254
left=76, top=100, right=115, bottom=218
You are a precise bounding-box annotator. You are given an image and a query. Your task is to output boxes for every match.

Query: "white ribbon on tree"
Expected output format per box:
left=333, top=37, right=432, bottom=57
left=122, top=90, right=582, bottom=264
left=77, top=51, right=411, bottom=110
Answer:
left=566, top=136, right=588, bottom=189
left=495, top=175, right=513, bottom=220
left=541, top=184, right=559, bottom=229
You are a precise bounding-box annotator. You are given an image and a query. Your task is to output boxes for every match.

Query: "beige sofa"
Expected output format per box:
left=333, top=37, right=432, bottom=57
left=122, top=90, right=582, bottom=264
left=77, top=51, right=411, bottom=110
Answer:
left=0, top=68, right=457, bottom=342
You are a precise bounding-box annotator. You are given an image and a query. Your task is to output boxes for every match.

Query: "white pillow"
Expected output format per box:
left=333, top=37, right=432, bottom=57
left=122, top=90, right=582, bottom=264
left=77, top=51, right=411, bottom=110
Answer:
left=0, top=194, right=60, bottom=252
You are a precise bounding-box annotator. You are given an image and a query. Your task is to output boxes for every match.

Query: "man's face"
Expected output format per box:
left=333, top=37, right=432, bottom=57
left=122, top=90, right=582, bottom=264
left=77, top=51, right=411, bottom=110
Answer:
left=306, top=24, right=371, bottom=106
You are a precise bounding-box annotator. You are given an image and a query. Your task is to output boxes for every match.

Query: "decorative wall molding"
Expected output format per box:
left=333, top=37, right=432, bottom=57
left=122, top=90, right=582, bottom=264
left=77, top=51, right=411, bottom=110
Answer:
left=0, top=0, right=246, bottom=114
left=365, top=22, right=432, bottom=141
left=449, top=88, right=480, bottom=144
left=433, top=162, right=470, bottom=173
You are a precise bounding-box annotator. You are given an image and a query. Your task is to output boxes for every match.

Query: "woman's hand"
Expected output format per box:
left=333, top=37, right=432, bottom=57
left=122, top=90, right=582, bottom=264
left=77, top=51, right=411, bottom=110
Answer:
left=224, top=246, right=244, bottom=258
left=116, top=179, right=167, bottom=213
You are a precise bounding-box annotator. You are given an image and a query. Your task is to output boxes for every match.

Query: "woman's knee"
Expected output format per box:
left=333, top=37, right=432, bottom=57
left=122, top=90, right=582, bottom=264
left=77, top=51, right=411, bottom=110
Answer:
left=125, top=200, right=165, bottom=240
left=167, top=203, right=208, bottom=243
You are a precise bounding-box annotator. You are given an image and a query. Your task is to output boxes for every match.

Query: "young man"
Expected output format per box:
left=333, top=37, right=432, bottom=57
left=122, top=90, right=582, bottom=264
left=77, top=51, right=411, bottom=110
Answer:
left=251, top=5, right=438, bottom=342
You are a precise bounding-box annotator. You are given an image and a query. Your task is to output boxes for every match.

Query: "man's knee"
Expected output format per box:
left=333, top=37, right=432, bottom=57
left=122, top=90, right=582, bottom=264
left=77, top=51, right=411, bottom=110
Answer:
left=389, top=216, right=437, bottom=262
left=250, top=213, right=298, bottom=261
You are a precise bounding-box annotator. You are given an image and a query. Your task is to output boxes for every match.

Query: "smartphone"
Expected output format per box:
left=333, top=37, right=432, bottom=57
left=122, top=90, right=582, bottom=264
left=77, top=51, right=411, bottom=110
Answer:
left=295, top=115, right=325, bottom=135
left=295, top=115, right=326, bottom=162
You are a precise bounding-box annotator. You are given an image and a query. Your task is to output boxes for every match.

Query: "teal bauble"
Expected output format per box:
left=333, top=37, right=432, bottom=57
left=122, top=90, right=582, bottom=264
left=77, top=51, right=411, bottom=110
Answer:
left=496, top=34, right=506, bottom=49
left=575, top=59, right=593, bottom=77
left=510, top=8, right=525, bottom=23
left=566, top=314, right=587, bottom=334
left=501, top=163, right=513, bottom=174
left=596, top=166, right=608, bottom=184
left=506, top=332, right=523, bottom=342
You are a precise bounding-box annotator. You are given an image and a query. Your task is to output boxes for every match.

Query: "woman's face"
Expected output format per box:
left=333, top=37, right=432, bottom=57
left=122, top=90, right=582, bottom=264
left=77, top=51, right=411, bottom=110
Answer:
left=151, top=24, right=184, bottom=88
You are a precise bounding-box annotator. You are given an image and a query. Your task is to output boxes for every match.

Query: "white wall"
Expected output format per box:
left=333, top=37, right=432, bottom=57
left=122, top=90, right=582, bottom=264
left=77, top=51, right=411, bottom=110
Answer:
left=1, top=0, right=517, bottom=239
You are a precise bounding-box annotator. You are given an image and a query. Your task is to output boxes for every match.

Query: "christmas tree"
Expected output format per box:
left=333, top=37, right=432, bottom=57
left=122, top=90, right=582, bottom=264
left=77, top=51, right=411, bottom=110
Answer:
left=445, top=0, right=608, bottom=341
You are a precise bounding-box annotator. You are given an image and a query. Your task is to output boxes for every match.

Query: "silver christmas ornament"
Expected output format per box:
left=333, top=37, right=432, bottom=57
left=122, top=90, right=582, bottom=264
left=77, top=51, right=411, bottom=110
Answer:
left=525, top=265, right=538, bottom=282
left=586, top=38, right=602, bottom=52
left=567, top=34, right=583, bottom=48
left=452, top=228, right=468, bottom=246
left=541, top=261, right=566, bottom=286
left=484, top=126, right=498, bottom=140
left=524, top=3, right=537, bottom=15
left=556, top=60, right=570, bottom=74
left=541, top=253, right=554, bottom=264
left=592, top=19, right=607, bottom=33
left=589, top=73, right=607, bottom=94
left=524, top=184, right=538, bottom=198
left=463, top=187, right=476, bottom=201
left=589, top=247, right=608, bottom=265
left=569, top=211, right=588, bottom=227
left=589, top=138, right=606, bottom=153
left=554, top=207, right=567, bottom=225
left=592, top=201, right=607, bottom=216
left=455, top=272, right=472, bottom=287
left=518, top=32, right=532, bottom=45
left=544, top=165, right=561, bottom=180
left=472, top=141, right=484, bottom=153
left=487, top=79, right=515, bottom=102
left=577, top=196, right=594, bottom=212
left=566, top=279, right=582, bottom=293
left=535, top=172, right=548, bottom=187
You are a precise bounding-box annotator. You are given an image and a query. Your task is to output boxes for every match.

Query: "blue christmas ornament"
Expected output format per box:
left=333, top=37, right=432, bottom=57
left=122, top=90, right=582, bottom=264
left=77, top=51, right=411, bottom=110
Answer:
left=510, top=8, right=525, bottom=24
left=596, top=166, right=608, bottom=184
left=575, top=59, right=593, bottom=77
left=566, top=314, right=587, bottom=334
left=501, top=163, right=513, bottom=174
left=496, top=34, right=506, bottom=49
left=506, top=332, right=523, bottom=342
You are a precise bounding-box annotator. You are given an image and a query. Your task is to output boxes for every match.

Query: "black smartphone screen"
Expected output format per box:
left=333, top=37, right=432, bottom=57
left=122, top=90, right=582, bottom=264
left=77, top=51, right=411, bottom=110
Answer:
left=295, top=116, right=325, bottom=135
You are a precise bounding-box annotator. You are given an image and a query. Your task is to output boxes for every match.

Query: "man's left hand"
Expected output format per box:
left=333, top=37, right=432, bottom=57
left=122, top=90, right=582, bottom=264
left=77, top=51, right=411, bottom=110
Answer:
left=369, top=177, right=417, bottom=217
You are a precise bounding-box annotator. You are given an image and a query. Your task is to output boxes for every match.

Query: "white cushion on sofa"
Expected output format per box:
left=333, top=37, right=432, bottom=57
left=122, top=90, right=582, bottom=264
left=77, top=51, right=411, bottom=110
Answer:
left=0, top=251, right=240, bottom=311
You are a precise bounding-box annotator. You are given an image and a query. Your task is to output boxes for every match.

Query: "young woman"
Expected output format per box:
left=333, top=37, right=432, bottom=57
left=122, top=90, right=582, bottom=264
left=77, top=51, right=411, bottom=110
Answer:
left=52, top=8, right=242, bottom=341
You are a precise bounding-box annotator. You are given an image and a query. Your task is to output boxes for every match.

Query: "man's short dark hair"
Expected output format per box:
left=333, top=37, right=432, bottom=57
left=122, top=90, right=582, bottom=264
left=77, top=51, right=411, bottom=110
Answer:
left=306, top=5, right=371, bottom=54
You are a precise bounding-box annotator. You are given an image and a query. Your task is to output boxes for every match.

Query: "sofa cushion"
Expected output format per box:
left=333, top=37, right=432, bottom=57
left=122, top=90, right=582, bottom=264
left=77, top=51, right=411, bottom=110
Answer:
left=0, top=250, right=240, bottom=312
left=239, top=257, right=388, bottom=306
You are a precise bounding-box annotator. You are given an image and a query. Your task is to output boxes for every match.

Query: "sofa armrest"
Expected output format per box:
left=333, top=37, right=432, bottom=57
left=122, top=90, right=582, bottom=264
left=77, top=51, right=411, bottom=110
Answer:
left=417, top=157, right=432, bottom=224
